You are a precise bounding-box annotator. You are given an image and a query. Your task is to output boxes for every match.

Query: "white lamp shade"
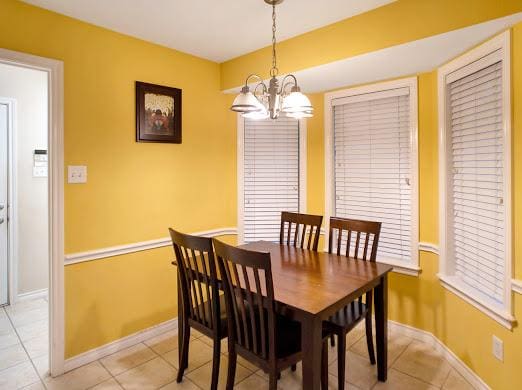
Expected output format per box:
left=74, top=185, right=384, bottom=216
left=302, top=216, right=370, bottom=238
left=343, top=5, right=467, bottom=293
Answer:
left=286, top=110, right=313, bottom=119
left=231, top=91, right=262, bottom=113
left=282, top=91, right=313, bottom=113
left=242, top=109, right=270, bottom=120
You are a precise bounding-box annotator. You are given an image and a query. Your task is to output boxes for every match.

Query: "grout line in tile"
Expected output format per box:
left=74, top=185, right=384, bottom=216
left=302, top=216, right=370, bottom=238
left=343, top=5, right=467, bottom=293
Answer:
left=98, top=342, right=160, bottom=379
left=2, top=304, right=47, bottom=390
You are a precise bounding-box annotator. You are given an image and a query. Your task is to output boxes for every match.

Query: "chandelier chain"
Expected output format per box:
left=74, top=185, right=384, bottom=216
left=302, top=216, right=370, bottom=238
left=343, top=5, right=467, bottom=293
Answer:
left=270, top=3, right=278, bottom=77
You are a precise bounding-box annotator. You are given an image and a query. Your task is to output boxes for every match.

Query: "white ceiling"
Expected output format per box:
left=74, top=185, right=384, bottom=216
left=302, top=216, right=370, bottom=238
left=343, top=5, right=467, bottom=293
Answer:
left=224, top=12, right=522, bottom=93
left=21, top=0, right=395, bottom=62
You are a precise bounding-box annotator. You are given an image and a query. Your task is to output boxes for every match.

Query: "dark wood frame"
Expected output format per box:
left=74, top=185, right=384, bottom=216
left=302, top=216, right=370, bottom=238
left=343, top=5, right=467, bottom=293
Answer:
left=136, top=81, right=182, bottom=143
left=325, top=217, right=382, bottom=390
left=280, top=211, right=323, bottom=251
left=169, top=229, right=225, bottom=390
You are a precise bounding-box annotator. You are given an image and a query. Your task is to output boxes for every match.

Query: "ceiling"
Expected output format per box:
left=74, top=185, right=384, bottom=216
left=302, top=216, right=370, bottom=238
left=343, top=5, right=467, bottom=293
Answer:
left=21, top=0, right=395, bottom=62
left=224, top=12, right=522, bottom=93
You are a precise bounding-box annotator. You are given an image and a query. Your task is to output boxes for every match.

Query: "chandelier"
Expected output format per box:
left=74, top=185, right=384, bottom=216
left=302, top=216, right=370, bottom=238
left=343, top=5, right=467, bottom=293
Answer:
left=230, top=0, right=313, bottom=120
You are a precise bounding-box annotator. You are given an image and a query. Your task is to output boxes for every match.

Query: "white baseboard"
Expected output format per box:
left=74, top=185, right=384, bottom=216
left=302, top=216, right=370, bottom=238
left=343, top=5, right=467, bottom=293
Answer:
left=63, top=317, right=178, bottom=373
left=389, top=320, right=491, bottom=390
left=16, top=288, right=48, bottom=302
left=62, top=314, right=489, bottom=390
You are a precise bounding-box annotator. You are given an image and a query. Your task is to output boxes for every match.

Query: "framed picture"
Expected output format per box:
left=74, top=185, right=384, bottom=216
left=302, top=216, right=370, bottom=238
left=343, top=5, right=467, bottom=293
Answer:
left=136, top=81, right=182, bottom=143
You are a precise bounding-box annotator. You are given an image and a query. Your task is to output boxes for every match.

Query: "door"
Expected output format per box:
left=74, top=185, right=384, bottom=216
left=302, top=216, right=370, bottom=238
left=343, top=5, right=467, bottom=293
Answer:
left=0, top=103, right=8, bottom=306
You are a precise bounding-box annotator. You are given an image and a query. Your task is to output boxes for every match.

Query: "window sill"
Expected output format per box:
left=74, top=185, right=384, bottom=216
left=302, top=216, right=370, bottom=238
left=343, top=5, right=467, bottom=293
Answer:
left=438, top=274, right=516, bottom=329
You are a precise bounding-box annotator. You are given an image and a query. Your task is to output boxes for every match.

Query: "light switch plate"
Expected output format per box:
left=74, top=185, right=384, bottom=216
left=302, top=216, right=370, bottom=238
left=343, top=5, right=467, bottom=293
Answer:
left=68, top=165, right=87, bottom=184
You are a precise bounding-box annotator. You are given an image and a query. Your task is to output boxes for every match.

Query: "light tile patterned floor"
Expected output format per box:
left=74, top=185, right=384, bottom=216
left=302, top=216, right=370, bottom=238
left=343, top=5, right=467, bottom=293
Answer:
left=0, top=300, right=476, bottom=389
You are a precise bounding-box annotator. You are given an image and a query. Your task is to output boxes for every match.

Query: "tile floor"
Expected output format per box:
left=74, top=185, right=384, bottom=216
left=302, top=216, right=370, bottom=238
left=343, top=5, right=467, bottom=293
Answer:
left=0, top=299, right=476, bottom=389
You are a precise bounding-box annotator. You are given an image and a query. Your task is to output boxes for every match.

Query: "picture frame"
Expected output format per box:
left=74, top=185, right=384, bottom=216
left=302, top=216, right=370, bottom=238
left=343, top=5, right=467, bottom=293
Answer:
left=135, top=81, right=182, bottom=143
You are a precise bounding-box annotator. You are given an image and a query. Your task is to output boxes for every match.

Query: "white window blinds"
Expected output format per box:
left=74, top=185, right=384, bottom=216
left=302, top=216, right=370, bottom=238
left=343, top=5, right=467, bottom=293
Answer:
left=242, top=117, right=300, bottom=243
left=447, top=58, right=505, bottom=304
left=332, top=87, right=415, bottom=265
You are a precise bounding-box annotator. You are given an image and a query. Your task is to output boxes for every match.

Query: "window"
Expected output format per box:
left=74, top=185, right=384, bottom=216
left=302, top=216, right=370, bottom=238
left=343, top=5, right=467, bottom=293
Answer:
left=237, top=116, right=306, bottom=243
left=325, top=78, right=419, bottom=275
left=438, top=31, right=513, bottom=328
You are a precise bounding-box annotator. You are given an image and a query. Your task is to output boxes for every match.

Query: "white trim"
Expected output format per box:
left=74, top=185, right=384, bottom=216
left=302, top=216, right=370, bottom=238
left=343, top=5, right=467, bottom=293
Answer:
left=0, top=98, right=18, bottom=306
left=389, top=320, right=491, bottom=390
left=237, top=114, right=245, bottom=244
left=418, top=242, right=439, bottom=255
left=437, top=31, right=513, bottom=327
left=64, top=227, right=238, bottom=265
left=17, top=288, right=48, bottom=302
left=439, top=274, right=515, bottom=329
left=64, top=318, right=178, bottom=373
left=236, top=116, right=307, bottom=245
left=0, top=48, right=65, bottom=376
left=324, top=77, right=420, bottom=273
left=511, top=279, right=522, bottom=295
left=298, top=119, right=307, bottom=213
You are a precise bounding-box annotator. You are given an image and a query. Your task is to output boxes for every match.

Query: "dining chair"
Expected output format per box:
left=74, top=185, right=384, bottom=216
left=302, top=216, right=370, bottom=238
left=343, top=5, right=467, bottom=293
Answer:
left=325, top=217, right=382, bottom=390
left=280, top=211, right=323, bottom=251
left=213, top=238, right=322, bottom=390
left=169, top=229, right=226, bottom=390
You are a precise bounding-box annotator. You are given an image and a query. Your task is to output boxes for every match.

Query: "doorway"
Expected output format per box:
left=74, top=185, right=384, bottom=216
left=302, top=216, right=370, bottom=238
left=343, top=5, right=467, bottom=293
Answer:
left=0, top=64, right=50, bottom=380
left=0, top=48, right=64, bottom=377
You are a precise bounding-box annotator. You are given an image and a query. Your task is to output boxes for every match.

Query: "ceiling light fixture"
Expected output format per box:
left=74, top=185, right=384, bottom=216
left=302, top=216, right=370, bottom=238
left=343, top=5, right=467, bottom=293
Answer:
left=230, top=0, right=313, bottom=120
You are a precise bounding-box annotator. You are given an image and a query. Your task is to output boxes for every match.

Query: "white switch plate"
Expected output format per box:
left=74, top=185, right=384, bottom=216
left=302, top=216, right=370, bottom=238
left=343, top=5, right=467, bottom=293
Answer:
left=492, top=335, right=503, bottom=361
left=33, top=166, right=48, bottom=177
left=68, top=165, right=87, bottom=184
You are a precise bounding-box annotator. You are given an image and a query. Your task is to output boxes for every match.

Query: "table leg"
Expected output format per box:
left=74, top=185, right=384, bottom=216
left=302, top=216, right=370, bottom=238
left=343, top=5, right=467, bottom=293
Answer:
left=374, top=274, right=388, bottom=382
left=301, top=314, right=323, bottom=390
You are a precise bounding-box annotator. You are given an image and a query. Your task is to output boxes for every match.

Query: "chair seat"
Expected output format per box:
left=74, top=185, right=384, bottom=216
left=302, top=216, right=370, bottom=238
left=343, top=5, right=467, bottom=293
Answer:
left=323, top=301, right=368, bottom=334
left=192, top=294, right=228, bottom=334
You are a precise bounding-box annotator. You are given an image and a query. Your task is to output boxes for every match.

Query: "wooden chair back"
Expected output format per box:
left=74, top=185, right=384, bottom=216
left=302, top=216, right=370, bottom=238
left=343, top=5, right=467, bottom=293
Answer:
left=213, top=239, right=276, bottom=363
left=280, top=211, right=323, bottom=251
left=169, top=228, right=220, bottom=332
left=328, top=217, right=381, bottom=261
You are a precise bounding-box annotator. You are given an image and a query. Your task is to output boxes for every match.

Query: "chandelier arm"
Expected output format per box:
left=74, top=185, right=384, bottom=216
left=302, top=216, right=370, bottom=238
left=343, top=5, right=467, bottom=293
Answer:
left=244, top=73, right=264, bottom=87
left=253, top=82, right=268, bottom=97
left=279, top=74, right=299, bottom=94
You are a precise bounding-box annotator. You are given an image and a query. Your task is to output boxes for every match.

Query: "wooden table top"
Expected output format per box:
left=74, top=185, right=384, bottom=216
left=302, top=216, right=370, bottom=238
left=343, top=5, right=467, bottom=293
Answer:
left=239, top=241, right=393, bottom=317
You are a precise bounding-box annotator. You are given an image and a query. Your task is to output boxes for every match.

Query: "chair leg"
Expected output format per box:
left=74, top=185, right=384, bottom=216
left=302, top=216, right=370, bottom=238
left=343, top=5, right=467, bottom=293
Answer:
left=291, top=364, right=297, bottom=372
left=210, top=337, right=221, bottom=390
left=226, top=346, right=237, bottom=390
left=176, top=323, right=190, bottom=382
left=269, top=372, right=278, bottom=390
left=321, top=340, right=328, bottom=390
left=365, top=313, right=376, bottom=365
left=337, top=333, right=346, bottom=390
left=330, top=333, right=335, bottom=347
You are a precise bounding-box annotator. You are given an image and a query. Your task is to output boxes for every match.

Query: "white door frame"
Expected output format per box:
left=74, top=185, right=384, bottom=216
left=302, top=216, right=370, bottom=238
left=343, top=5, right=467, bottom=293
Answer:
left=0, top=48, right=65, bottom=376
left=0, top=97, right=18, bottom=306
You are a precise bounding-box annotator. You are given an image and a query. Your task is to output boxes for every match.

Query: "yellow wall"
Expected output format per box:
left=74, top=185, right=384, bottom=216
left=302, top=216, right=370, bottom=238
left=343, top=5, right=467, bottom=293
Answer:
left=3, top=1, right=522, bottom=387
left=1, top=0, right=238, bottom=357
left=220, top=0, right=522, bottom=90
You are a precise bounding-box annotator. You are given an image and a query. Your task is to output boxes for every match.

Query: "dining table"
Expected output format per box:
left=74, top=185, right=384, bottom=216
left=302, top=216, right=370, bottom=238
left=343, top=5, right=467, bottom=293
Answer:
left=238, top=241, right=393, bottom=390
left=175, top=240, right=393, bottom=390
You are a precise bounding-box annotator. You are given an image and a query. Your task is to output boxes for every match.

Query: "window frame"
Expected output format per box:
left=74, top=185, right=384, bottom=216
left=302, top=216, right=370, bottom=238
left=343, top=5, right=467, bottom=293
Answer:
left=324, top=77, right=419, bottom=276
left=237, top=115, right=307, bottom=245
left=438, top=31, right=514, bottom=329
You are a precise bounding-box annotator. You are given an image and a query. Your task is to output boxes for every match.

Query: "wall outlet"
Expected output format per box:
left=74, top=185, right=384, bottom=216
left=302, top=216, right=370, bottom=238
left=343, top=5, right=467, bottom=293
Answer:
left=492, top=335, right=503, bottom=361
left=68, top=165, right=87, bottom=184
